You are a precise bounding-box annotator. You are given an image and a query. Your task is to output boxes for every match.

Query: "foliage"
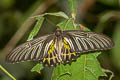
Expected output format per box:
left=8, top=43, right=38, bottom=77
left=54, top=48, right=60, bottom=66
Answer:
left=0, top=0, right=119, bottom=80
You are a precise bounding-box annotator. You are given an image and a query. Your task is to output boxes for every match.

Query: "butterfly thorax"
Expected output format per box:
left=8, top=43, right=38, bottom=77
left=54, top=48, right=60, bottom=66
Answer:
left=55, top=27, right=63, bottom=37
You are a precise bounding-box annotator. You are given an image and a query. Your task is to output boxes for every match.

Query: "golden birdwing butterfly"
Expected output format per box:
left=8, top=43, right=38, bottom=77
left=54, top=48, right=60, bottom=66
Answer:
left=6, top=28, right=114, bottom=66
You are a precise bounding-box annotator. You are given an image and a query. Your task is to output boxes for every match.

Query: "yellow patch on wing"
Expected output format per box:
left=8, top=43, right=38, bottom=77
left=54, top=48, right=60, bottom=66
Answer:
left=64, top=40, right=70, bottom=49
left=64, top=39, right=68, bottom=44
left=62, top=52, right=76, bottom=56
left=43, top=57, right=56, bottom=62
left=50, top=41, right=54, bottom=48
left=48, top=41, right=55, bottom=55
left=43, top=58, right=50, bottom=62
left=43, top=41, right=55, bottom=63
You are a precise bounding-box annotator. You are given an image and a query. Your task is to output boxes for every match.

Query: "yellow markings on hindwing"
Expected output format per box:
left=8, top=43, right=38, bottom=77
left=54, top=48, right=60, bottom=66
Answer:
left=43, top=57, right=50, bottom=62
left=70, top=52, right=76, bottom=56
left=50, top=41, right=54, bottom=48
left=43, top=56, right=56, bottom=62
left=43, top=41, right=55, bottom=63
left=64, top=39, right=70, bottom=50
left=64, top=39, right=68, bottom=44
left=62, top=52, right=76, bottom=56
left=63, top=39, right=76, bottom=55
left=48, top=41, right=55, bottom=55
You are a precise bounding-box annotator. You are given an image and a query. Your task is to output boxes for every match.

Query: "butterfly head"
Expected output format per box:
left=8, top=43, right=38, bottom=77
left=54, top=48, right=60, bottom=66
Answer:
left=55, top=27, right=63, bottom=37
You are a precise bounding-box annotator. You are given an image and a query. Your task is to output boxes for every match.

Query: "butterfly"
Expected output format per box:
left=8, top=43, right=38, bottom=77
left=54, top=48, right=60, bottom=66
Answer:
left=6, top=27, right=114, bottom=66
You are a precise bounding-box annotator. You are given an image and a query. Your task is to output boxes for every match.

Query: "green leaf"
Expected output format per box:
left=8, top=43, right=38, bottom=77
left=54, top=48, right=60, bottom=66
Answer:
left=52, top=52, right=106, bottom=80
left=52, top=19, right=106, bottom=80
left=68, top=0, right=78, bottom=17
left=57, top=18, right=90, bottom=31
left=102, top=68, right=114, bottom=80
left=52, top=64, right=71, bottom=80
left=31, top=63, right=44, bottom=72
left=57, top=18, right=75, bottom=30
left=44, top=12, right=69, bottom=19
left=28, top=11, right=68, bottom=41
left=32, top=11, right=69, bottom=19
left=27, top=16, right=44, bottom=41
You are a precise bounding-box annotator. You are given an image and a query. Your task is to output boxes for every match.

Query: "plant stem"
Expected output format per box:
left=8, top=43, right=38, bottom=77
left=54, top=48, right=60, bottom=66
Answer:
left=0, top=65, right=16, bottom=80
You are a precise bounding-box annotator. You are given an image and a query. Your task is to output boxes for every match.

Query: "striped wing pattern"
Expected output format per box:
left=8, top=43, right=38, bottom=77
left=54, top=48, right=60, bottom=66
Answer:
left=6, top=34, right=54, bottom=63
left=42, top=40, right=59, bottom=66
left=42, top=37, right=77, bottom=66
left=6, top=29, right=114, bottom=66
left=63, top=30, right=114, bottom=55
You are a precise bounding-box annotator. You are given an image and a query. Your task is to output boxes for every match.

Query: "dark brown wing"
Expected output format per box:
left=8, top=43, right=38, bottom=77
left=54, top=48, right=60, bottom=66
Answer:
left=62, top=30, right=114, bottom=55
left=6, top=34, right=55, bottom=63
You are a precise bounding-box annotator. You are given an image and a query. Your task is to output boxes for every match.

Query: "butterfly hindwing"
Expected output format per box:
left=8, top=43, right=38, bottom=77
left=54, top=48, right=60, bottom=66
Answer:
left=42, top=40, right=60, bottom=66
left=61, top=39, right=77, bottom=64
left=41, top=37, right=77, bottom=66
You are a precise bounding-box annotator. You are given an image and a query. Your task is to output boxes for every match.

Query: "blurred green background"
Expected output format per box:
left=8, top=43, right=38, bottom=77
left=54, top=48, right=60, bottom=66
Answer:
left=0, top=0, right=120, bottom=80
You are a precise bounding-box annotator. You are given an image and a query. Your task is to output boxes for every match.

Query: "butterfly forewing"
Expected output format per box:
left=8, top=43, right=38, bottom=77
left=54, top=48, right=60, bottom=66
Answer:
left=63, top=30, right=114, bottom=55
left=6, top=34, right=54, bottom=63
